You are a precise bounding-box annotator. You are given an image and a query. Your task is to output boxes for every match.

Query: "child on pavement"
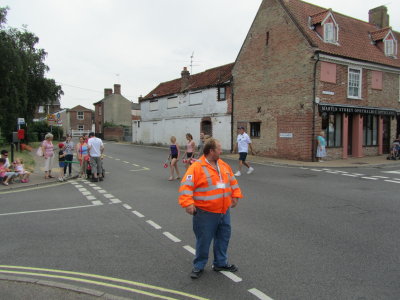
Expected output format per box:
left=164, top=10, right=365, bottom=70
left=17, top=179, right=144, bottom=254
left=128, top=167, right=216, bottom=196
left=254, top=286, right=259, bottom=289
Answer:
left=0, top=158, right=12, bottom=186
left=14, top=158, right=31, bottom=183
left=58, top=143, right=66, bottom=182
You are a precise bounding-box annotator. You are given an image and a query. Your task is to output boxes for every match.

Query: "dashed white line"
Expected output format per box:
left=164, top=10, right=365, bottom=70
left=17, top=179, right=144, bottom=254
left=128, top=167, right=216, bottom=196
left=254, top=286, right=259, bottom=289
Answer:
left=146, top=220, right=162, bottom=229
left=91, top=201, right=103, bottom=205
left=183, top=245, right=195, bottom=255
left=0, top=204, right=100, bottom=216
left=220, top=271, right=242, bottom=283
left=78, top=188, right=88, bottom=192
left=123, top=204, right=132, bottom=210
left=123, top=161, right=130, bottom=164
left=335, top=171, right=348, bottom=173
left=110, top=198, right=122, bottom=204
left=92, top=187, right=101, bottom=190
left=74, top=185, right=83, bottom=188
left=163, top=232, right=181, bottom=243
left=132, top=211, right=144, bottom=218
left=132, top=164, right=139, bottom=167
left=97, top=190, right=107, bottom=194
left=103, top=194, right=114, bottom=199
left=108, top=156, right=113, bottom=159
left=310, top=169, right=323, bottom=172
left=326, top=171, right=340, bottom=174
left=362, top=177, right=379, bottom=180
left=82, top=191, right=91, bottom=196
left=115, top=158, right=120, bottom=161
left=372, top=176, right=388, bottom=179
left=352, top=173, right=365, bottom=176
left=384, top=180, right=400, bottom=184
left=248, top=288, right=274, bottom=300
left=342, top=174, right=358, bottom=177
left=86, top=196, right=96, bottom=200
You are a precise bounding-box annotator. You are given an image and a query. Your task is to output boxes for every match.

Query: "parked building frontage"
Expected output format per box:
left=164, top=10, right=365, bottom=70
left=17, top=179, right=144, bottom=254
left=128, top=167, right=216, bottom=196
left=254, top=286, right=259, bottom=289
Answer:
left=233, top=0, right=400, bottom=161
left=59, top=105, right=94, bottom=136
left=139, top=64, right=234, bottom=150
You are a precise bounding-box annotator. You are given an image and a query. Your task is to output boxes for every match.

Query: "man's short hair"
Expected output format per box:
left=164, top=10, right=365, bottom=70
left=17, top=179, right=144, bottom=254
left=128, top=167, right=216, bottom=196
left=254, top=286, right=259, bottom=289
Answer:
left=203, top=138, right=218, bottom=155
left=1, top=150, right=8, bottom=155
left=89, top=132, right=95, bottom=137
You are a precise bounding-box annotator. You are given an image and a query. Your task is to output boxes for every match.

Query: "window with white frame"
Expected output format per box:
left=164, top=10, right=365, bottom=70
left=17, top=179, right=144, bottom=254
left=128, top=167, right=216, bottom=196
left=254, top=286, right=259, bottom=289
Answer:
left=384, top=39, right=395, bottom=57
left=218, top=86, right=226, bottom=101
left=77, top=111, right=84, bottom=120
left=78, top=125, right=84, bottom=131
left=348, top=67, right=362, bottom=99
left=324, top=23, right=335, bottom=43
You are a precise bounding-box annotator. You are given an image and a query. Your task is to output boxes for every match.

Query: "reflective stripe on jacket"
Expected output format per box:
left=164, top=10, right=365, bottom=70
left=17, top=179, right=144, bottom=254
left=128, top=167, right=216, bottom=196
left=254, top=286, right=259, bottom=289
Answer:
left=178, top=155, right=243, bottom=214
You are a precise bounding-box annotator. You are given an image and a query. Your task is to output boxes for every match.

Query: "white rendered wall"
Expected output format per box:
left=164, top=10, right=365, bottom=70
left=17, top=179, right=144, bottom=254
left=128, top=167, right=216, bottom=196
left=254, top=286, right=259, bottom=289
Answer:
left=138, top=87, right=232, bottom=150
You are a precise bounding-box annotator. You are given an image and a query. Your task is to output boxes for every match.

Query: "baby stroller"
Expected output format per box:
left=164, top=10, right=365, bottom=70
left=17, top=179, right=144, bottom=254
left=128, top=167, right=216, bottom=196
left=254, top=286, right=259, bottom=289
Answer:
left=387, top=141, right=400, bottom=160
left=86, top=157, right=105, bottom=179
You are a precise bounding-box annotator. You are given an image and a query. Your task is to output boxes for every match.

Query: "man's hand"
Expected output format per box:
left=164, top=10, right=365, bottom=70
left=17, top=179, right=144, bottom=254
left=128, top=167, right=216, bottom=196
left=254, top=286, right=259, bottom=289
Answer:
left=185, top=204, right=197, bottom=215
left=231, top=197, right=239, bottom=208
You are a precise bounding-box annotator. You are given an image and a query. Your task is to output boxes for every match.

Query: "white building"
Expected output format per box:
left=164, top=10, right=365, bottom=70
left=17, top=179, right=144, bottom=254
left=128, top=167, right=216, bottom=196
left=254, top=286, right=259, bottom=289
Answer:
left=138, top=63, right=234, bottom=150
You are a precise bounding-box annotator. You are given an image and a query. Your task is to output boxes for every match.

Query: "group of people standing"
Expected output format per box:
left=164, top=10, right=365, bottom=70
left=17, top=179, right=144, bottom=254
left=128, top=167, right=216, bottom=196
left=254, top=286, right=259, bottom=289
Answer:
left=40, top=132, right=104, bottom=182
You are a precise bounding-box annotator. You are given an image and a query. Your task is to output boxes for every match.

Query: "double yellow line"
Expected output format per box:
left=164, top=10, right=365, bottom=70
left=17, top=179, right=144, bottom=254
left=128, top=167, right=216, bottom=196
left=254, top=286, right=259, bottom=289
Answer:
left=0, top=265, right=208, bottom=300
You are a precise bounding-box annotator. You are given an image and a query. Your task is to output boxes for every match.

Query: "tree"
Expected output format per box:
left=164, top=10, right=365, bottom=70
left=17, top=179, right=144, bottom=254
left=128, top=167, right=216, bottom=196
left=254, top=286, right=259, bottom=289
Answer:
left=0, top=6, right=63, bottom=139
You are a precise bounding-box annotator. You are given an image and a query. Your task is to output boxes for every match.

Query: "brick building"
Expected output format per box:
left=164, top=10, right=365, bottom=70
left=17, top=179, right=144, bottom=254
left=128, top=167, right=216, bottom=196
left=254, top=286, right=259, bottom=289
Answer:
left=58, top=105, right=94, bottom=135
left=233, top=0, right=400, bottom=161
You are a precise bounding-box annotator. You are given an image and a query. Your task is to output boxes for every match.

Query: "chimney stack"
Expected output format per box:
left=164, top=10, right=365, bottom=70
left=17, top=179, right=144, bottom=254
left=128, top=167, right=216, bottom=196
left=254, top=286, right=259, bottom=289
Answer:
left=181, top=67, right=190, bottom=91
left=369, top=6, right=389, bottom=28
left=114, top=84, right=121, bottom=95
left=104, top=88, right=113, bottom=98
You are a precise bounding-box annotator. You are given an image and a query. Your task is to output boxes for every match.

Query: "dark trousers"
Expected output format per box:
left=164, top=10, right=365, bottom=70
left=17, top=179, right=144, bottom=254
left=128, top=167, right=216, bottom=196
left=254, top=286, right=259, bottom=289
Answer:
left=64, top=154, right=73, bottom=175
left=193, top=208, right=231, bottom=270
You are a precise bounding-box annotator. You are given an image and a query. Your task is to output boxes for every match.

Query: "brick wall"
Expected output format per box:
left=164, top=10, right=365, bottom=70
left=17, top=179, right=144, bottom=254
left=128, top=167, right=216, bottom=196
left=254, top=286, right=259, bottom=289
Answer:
left=233, top=0, right=316, bottom=161
left=104, top=127, right=123, bottom=141
left=69, top=110, right=92, bottom=131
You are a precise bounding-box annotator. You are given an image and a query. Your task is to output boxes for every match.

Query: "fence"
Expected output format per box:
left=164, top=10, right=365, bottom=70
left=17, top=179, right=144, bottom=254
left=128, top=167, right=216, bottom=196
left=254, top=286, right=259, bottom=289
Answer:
left=71, top=130, right=91, bottom=137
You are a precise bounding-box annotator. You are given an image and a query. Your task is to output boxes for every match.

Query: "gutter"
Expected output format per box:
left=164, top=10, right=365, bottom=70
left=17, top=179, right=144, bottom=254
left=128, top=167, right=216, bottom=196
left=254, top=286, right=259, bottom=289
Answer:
left=312, top=52, right=320, bottom=162
left=231, top=77, right=235, bottom=152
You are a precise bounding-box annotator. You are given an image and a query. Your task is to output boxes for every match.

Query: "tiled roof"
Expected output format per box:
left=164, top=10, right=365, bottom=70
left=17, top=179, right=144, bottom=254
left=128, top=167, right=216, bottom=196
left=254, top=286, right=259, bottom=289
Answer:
left=282, top=0, right=400, bottom=67
left=142, top=63, right=234, bottom=101
left=370, top=27, right=391, bottom=41
left=309, top=9, right=330, bottom=25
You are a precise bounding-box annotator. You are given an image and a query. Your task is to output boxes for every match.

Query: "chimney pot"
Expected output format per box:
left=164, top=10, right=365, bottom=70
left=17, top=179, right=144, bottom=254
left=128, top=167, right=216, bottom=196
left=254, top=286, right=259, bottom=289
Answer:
left=114, top=84, right=121, bottom=95
left=180, top=67, right=190, bottom=91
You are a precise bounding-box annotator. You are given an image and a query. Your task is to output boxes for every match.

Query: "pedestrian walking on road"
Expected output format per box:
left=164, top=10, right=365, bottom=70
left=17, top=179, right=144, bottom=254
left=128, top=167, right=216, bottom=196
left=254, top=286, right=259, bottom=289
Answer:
left=316, top=131, right=327, bottom=162
left=179, top=138, right=243, bottom=279
left=63, top=134, right=74, bottom=177
left=87, top=132, right=104, bottom=182
left=233, top=126, right=254, bottom=176
left=183, top=133, right=196, bottom=169
left=168, top=136, right=181, bottom=181
left=41, top=133, right=55, bottom=179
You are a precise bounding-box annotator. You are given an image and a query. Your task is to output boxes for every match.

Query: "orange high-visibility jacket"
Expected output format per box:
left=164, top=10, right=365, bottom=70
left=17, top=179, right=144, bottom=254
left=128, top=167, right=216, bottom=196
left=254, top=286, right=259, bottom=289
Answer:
left=178, top=156, right=243, bottom=214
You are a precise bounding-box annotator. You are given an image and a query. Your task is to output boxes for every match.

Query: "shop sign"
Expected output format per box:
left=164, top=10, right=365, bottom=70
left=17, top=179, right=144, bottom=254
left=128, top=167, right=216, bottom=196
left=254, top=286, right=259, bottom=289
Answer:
left=319, top=104, right=398, bottom=116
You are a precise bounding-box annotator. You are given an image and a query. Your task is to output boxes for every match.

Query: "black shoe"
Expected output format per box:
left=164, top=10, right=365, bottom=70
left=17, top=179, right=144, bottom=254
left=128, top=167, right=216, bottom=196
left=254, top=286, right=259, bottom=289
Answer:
left=99, top=177, right=103, bottom=181
left=190, top=268, right=203, bottom=279
left=212, top=264, right=238, bottom=272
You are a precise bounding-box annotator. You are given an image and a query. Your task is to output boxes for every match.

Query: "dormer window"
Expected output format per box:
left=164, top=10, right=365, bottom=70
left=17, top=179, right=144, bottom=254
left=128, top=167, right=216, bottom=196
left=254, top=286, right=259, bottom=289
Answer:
left=383, top=32, right=397, bottom=57
left=324, top=23, right=335, bottom=43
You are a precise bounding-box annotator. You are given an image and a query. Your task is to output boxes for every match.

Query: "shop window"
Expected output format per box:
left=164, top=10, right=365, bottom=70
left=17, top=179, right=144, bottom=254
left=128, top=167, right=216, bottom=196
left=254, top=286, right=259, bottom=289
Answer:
left=250, top=122, right=261, bottom=138
left=363, top=115, right=378, bottom=146
left=322, top=113, right=342, bottom=147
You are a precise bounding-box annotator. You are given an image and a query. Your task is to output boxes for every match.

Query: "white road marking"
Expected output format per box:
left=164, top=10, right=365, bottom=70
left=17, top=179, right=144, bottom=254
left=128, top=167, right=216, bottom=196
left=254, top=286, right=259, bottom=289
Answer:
left=163, top=232, right=181, bottom=243
left=70, top=181, right=78, bottom=185
left=183, top=245, right=195, bottom=255
left=342, top=174, right=358, bottom=177
left=352, top=173, right=365, bottom=176
left=129, top=168, right=150, bottom=172
left=310, top=169, right=323, bottom=172
left=123, top=204, right=132, bottom=210
left=92, top=187, right=101, bottom=190
left=0, top=204, right=100, bottom=216
left=146, top=220, right=162, bottom=229
left=326, top=171, right=340, bottom=174
left=74, top=185, right=83, bottom=188
left=382, top=170, right=400, bottom=174
left=115, top=158, right=120, bottom=161
left=103, top=194, right=114, bottom=198
left=88, top=184, right=97, bottom=187
left=97, top=190, right=107, bottom=193
left=86, top=196, right=96, bottom=200
left=384, top=180, right=400, bottom=184
left=82, top=191, right=91, bottom=196
left=107, top=156, right=113, bottom=159
left=123, top=161, right=130, bottom=164
left=132, top=211, right=144, bottom=218
left=300, top=167, right=309, bottom=169
left=248, top=288, right=274, bottom=300
left=132, top=164, right=139, bottom=167
left=78, top=188, right=88, bottom=192
left=91, top=201, right=103, bottom=205
left=220, top=271, right=242, bottom=282
left=335, top=171, right=348, bottom=173
left=372, top=176, right=389, bottom=179
left=110, top=198, right=122, bottom=204
left=362, top=177, right=379, bottom=180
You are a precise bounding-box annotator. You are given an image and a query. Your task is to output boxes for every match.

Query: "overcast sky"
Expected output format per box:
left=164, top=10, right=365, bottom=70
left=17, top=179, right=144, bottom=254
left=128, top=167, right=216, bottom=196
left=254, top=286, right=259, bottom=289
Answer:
left=2, top=0, right=399, bottom=110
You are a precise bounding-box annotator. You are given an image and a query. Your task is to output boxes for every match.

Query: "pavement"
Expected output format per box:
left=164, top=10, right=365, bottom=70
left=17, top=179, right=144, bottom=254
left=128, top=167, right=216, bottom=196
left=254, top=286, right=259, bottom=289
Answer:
left=1, top=146, right=399, bottom=299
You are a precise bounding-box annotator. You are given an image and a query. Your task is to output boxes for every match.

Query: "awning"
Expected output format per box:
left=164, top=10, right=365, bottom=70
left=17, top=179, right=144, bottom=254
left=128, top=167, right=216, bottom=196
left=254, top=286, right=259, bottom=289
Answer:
left=318, top=103, right=399, bottom=116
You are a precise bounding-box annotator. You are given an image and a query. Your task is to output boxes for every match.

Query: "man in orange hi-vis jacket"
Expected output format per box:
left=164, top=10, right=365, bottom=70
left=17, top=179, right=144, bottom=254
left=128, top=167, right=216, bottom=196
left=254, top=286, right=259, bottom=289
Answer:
left=179, top=138, right=243, bottom=279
